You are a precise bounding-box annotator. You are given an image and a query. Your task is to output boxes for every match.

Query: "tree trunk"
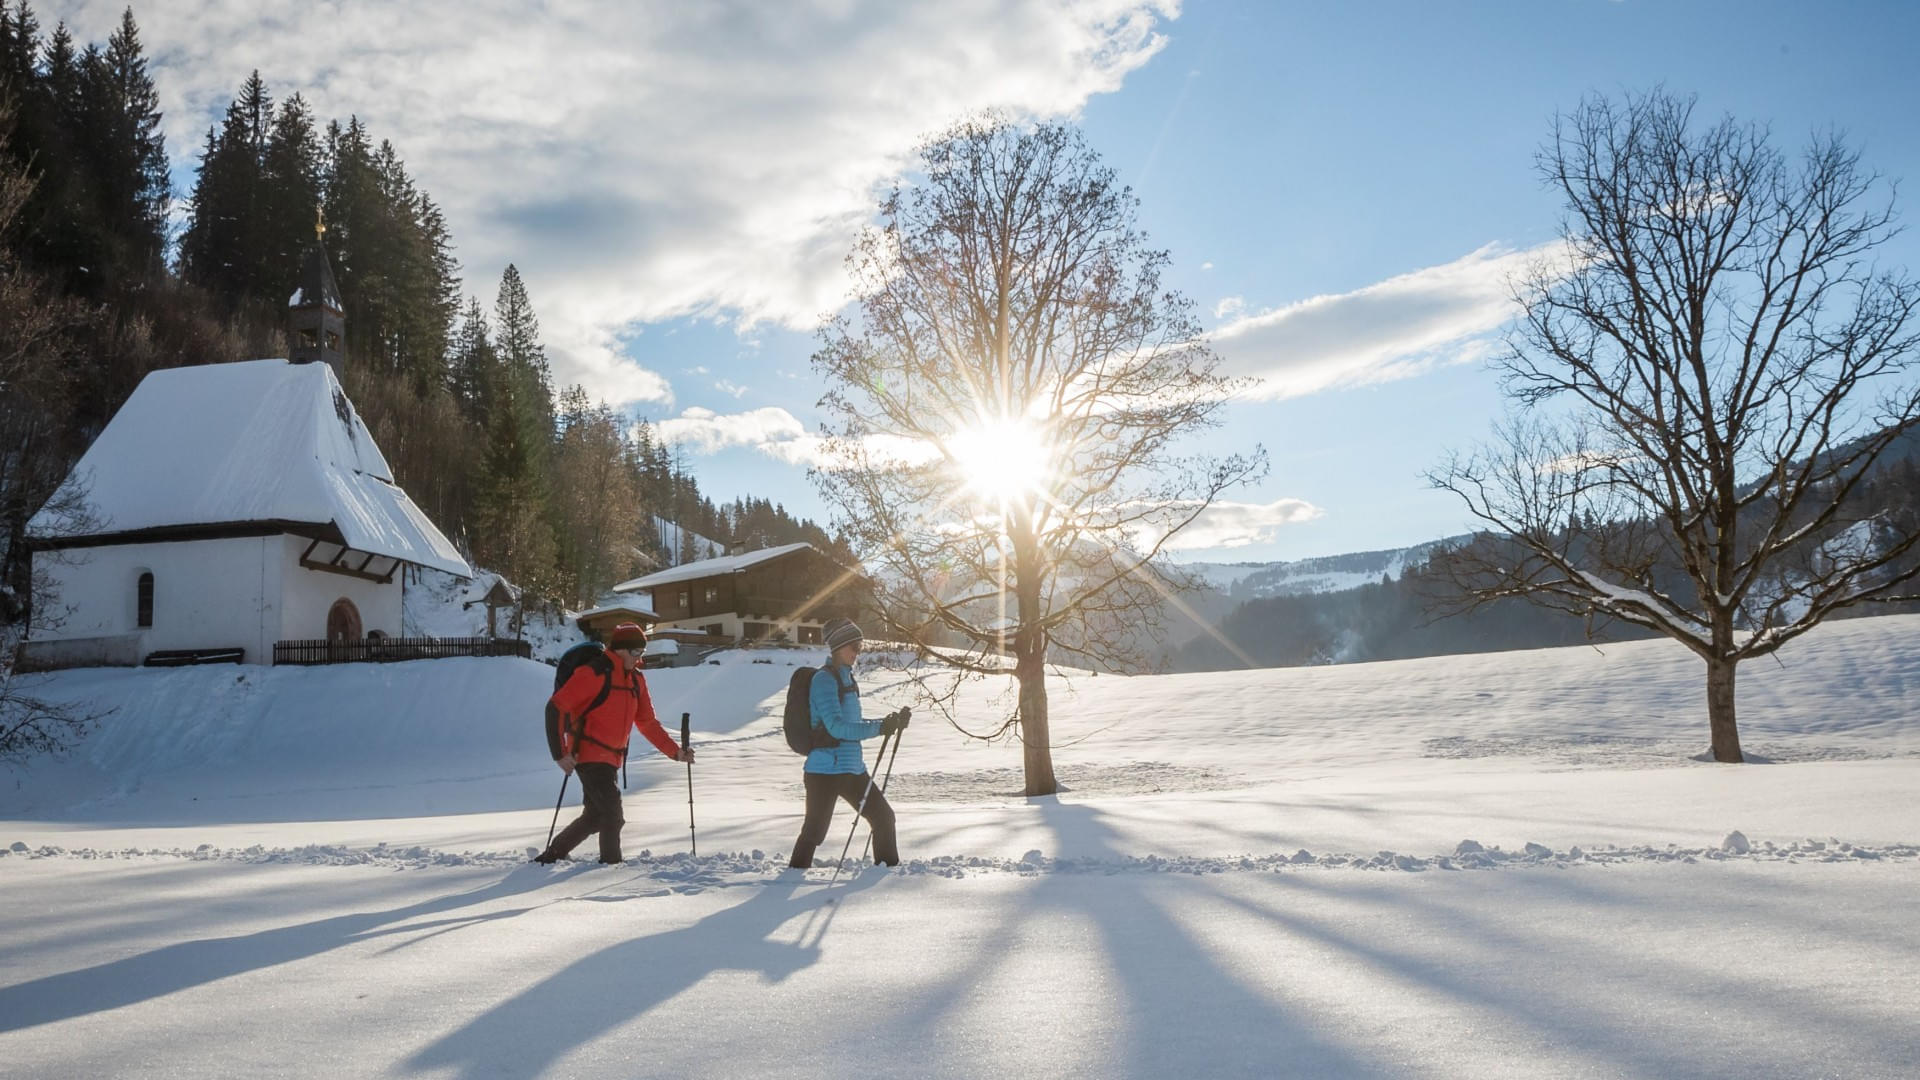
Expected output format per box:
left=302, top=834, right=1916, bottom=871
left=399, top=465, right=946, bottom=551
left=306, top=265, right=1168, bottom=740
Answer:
left=1010, top=514, right=1057, bottom=796
left=1015, top=643, right=1057, bottom=796
left=1706, top=655, right=1744, bottom=763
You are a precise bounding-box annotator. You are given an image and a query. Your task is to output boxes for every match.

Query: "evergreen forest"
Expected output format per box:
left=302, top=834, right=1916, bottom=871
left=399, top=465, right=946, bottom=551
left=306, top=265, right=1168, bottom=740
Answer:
left=0, top=5, right=838, bottom=623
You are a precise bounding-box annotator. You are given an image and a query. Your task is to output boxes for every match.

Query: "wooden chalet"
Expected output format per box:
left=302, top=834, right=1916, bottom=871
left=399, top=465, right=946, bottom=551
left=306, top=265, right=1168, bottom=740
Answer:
left=610, top=542, right=862, bottom=645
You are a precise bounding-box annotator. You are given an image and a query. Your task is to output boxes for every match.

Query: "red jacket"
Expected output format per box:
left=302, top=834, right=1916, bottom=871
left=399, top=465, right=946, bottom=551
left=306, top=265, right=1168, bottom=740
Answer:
left=550, top=649, right=680, bottom=767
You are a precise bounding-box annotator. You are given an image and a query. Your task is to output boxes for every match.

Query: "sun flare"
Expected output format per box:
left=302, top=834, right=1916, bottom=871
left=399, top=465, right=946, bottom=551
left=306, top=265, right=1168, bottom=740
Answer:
left=947, top=420, right=1054, bottom=505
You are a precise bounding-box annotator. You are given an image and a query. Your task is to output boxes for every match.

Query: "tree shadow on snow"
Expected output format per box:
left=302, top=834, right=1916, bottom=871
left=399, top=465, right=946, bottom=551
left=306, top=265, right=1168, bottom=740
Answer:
left=0, top=868, right=561, bottom=1034
left=1022, top=800, right=1388, bottom=1078
left=1200, top=865, right=1920, bottom=1077
left=404, top=871, right=882, bottom=1079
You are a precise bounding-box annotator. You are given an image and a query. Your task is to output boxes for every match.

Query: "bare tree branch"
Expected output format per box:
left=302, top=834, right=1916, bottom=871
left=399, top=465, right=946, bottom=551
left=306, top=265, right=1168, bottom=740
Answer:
left=812, top=116, right=1266, bottom=794
left=1431, top=90, right=1920, bottom=762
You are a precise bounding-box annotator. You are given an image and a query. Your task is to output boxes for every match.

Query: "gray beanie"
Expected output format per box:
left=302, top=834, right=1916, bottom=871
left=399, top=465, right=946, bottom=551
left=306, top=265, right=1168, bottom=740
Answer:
left=824, top=617, right=863, bottom=652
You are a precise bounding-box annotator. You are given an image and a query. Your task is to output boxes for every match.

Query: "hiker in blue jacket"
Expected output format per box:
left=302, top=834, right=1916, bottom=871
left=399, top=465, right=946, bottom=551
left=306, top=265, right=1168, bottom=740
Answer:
left=788, top=617, right=909, bottom=868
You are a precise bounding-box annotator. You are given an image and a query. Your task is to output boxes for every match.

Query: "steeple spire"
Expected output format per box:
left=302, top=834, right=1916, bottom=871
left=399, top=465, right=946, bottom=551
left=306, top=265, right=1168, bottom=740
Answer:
left=288, top=204, right=346, bottom=374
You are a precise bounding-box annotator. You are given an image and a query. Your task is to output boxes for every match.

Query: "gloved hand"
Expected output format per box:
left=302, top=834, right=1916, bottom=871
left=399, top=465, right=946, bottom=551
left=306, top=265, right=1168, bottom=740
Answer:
left=678, top=745, right=696, bottom=764
left=881, top=707, right=911, bottom=736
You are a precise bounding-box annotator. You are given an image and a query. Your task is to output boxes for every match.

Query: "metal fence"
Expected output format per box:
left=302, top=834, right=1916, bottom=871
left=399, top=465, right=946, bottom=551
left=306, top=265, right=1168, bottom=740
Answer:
left=272, top=636, right=533, bottom=666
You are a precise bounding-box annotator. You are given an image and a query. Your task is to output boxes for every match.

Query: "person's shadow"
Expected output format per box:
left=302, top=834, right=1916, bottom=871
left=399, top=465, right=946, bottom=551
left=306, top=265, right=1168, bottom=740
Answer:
left=406, top=871, right=882, bottom=1078
left=0, top=868, right=560, bottom=1033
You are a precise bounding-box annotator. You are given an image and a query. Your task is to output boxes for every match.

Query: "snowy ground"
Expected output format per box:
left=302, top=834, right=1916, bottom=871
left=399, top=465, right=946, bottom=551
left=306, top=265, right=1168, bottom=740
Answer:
left=3, top=616, right=1918, bottom=1078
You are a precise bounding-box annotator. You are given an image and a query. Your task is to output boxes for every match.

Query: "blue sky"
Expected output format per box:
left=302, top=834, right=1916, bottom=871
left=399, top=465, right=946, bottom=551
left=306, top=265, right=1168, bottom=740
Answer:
left=57, top=0, right=1920, bottom=562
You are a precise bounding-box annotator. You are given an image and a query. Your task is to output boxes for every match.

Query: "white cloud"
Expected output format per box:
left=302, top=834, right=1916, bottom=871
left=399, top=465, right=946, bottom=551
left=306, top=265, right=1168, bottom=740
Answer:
left=650, top=405, right=950, bottom=471
left=653, top=406, right=808, bottom=455
left=1212, top=295, right=1244, bottom=320
left=1210, top=242, right=1567, bottom=401
left=763, top=432, right=941, bottom=470
left=1133, top=497, right=1324, bottom=551
left=650, top=402, right=1313, bottom=551
left=714, top=380, right=750, bottom=399
left=70, top=0, right=1178, bottom=407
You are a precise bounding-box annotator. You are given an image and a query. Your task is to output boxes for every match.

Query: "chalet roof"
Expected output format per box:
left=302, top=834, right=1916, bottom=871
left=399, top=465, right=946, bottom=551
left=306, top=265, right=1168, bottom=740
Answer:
left=610, top=542, right=817, bottom=592
left=27, top=358, right=470, bottom=578
left=568, top=600, right=661, bottom=622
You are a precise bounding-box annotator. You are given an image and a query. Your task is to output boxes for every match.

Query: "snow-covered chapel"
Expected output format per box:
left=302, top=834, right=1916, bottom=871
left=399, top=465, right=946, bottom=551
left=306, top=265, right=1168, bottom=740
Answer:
left=20, top=238, right=470, bottom=670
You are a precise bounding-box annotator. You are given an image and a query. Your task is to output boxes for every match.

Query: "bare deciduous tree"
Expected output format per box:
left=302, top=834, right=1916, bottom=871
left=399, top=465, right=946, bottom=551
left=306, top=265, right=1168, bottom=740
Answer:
left=1, top=91, right=109, bottom=760
left=814, top=116, right=1264, bottom=795
left=1430, top=90, right=1920, bottom=762
left=2, top=90, right=90, bottom=624
left=550, top=386, right=649, bottom=608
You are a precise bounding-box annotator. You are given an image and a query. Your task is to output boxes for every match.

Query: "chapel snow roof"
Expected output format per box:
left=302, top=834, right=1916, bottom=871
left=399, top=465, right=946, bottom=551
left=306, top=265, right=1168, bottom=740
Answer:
left=611, top=542, right=817, bottom=592
left=27, top=358, right=470, bottom=577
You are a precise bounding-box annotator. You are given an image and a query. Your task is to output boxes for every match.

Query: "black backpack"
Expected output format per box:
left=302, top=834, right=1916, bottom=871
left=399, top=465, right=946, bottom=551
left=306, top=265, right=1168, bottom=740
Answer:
left=782, top=664, right=853, bottom=754
left=544, top=641, right=616, bottom=760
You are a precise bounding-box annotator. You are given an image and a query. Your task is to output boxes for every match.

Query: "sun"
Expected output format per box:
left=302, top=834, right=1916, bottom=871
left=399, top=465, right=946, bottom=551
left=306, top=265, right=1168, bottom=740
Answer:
left=947, top=419, right=1055, bottom=506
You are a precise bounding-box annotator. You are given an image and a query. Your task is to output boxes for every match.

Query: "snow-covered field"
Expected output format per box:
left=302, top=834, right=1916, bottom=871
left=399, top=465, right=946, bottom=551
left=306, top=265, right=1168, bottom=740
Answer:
left=3, top=616, right=1918, bottom=1078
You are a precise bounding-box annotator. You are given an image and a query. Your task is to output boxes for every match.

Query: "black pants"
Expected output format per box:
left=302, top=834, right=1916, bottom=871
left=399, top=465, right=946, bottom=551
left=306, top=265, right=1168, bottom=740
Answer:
left=789, top=771, right=898, bottom=868
left=543, top=762, right=626, bottom=863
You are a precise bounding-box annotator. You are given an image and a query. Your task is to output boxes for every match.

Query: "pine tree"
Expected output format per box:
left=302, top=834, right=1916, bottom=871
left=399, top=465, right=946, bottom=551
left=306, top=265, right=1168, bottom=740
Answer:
left=317, top=120, right=457, bottom=392
left=179, top=72, right=270, bottom=309
left=0, top=2, right=40, bottom=104
left=447, top=295, right=495, bottom=427
left=408, top=192, right=458, bottom=392
left=40, top=22, right=77, bottom=124
left=469, top=266, right=558, bottom=591
left=259, top=92, right=322, bottom=309
left=492, top=263, right=553, bottom=439
left=321, top=116, right=379, bottom=353
left=74, top=8, right=167, bottom=293
left=3, top=8, right=90, bottom=288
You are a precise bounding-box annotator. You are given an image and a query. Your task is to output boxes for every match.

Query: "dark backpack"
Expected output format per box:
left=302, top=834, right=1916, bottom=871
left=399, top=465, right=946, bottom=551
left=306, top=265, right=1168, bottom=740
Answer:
left=782, top=664, right=853, bottom=755
left=544, top=642, right=616, bottom=760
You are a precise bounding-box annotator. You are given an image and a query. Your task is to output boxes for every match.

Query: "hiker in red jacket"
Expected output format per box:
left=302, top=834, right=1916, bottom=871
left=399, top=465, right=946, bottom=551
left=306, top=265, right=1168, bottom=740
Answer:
left=535, top=623, right=691, bottom=865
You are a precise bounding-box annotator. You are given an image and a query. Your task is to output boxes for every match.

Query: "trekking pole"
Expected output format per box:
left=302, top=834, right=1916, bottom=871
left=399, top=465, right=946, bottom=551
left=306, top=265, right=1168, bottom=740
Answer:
left=545, top=772, right=570, bottom=848
left=827, top=728, right=895, bottom=886
left=861, top=726, right=905, bottom=864
left=681, top=712, right=696, bottom=856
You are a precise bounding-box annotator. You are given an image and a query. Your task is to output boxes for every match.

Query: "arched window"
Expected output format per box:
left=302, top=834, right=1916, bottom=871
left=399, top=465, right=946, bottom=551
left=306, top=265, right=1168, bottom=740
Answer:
left=136, top=572, right=154, bottom=628
left=327, top=598, right=362, bottom=642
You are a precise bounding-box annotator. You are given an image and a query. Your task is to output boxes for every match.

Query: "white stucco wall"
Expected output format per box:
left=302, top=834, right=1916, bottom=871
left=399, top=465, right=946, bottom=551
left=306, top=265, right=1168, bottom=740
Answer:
left=30, top=534, right=402, bottom=666
left=276, top=535, right=401, bottom=641
left=33, top=537, right=277, bottom=663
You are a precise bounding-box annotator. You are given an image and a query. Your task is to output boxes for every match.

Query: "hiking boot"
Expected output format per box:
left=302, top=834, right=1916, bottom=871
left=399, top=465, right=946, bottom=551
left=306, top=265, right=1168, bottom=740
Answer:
left=533, top=850, right=562, bottom=865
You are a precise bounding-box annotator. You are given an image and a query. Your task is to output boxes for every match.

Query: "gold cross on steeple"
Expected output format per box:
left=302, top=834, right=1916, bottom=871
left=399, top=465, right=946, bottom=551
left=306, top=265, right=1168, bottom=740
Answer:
left=315, top=203, right=327, bottom=241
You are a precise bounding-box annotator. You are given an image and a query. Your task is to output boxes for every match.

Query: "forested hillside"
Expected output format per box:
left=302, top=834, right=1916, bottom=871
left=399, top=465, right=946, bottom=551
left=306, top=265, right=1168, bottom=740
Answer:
left=1170, top=451, right=1920, bottom=671
left=0, top=5, right=838, bottom=622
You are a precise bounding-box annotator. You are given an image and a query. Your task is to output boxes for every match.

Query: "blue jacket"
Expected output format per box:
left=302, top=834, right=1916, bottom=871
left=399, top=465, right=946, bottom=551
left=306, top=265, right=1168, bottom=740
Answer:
left=805, top=662, right=882, bottom=774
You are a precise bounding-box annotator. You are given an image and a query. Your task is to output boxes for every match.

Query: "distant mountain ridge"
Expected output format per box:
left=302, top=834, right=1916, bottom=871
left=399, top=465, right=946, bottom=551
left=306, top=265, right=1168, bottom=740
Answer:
left=1174, top=538, right=1463, bottom=601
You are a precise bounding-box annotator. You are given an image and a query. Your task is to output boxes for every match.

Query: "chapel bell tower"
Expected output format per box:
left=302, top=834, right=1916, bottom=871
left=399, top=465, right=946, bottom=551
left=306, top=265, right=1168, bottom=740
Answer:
left=288, top=206, right=346, bottom=374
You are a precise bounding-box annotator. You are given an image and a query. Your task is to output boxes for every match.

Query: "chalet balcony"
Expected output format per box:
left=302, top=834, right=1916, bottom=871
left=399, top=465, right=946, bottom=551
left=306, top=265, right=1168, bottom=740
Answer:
left=734, top=594, right=858, bottom=621
left=272, top=635, right=532, bottom=666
